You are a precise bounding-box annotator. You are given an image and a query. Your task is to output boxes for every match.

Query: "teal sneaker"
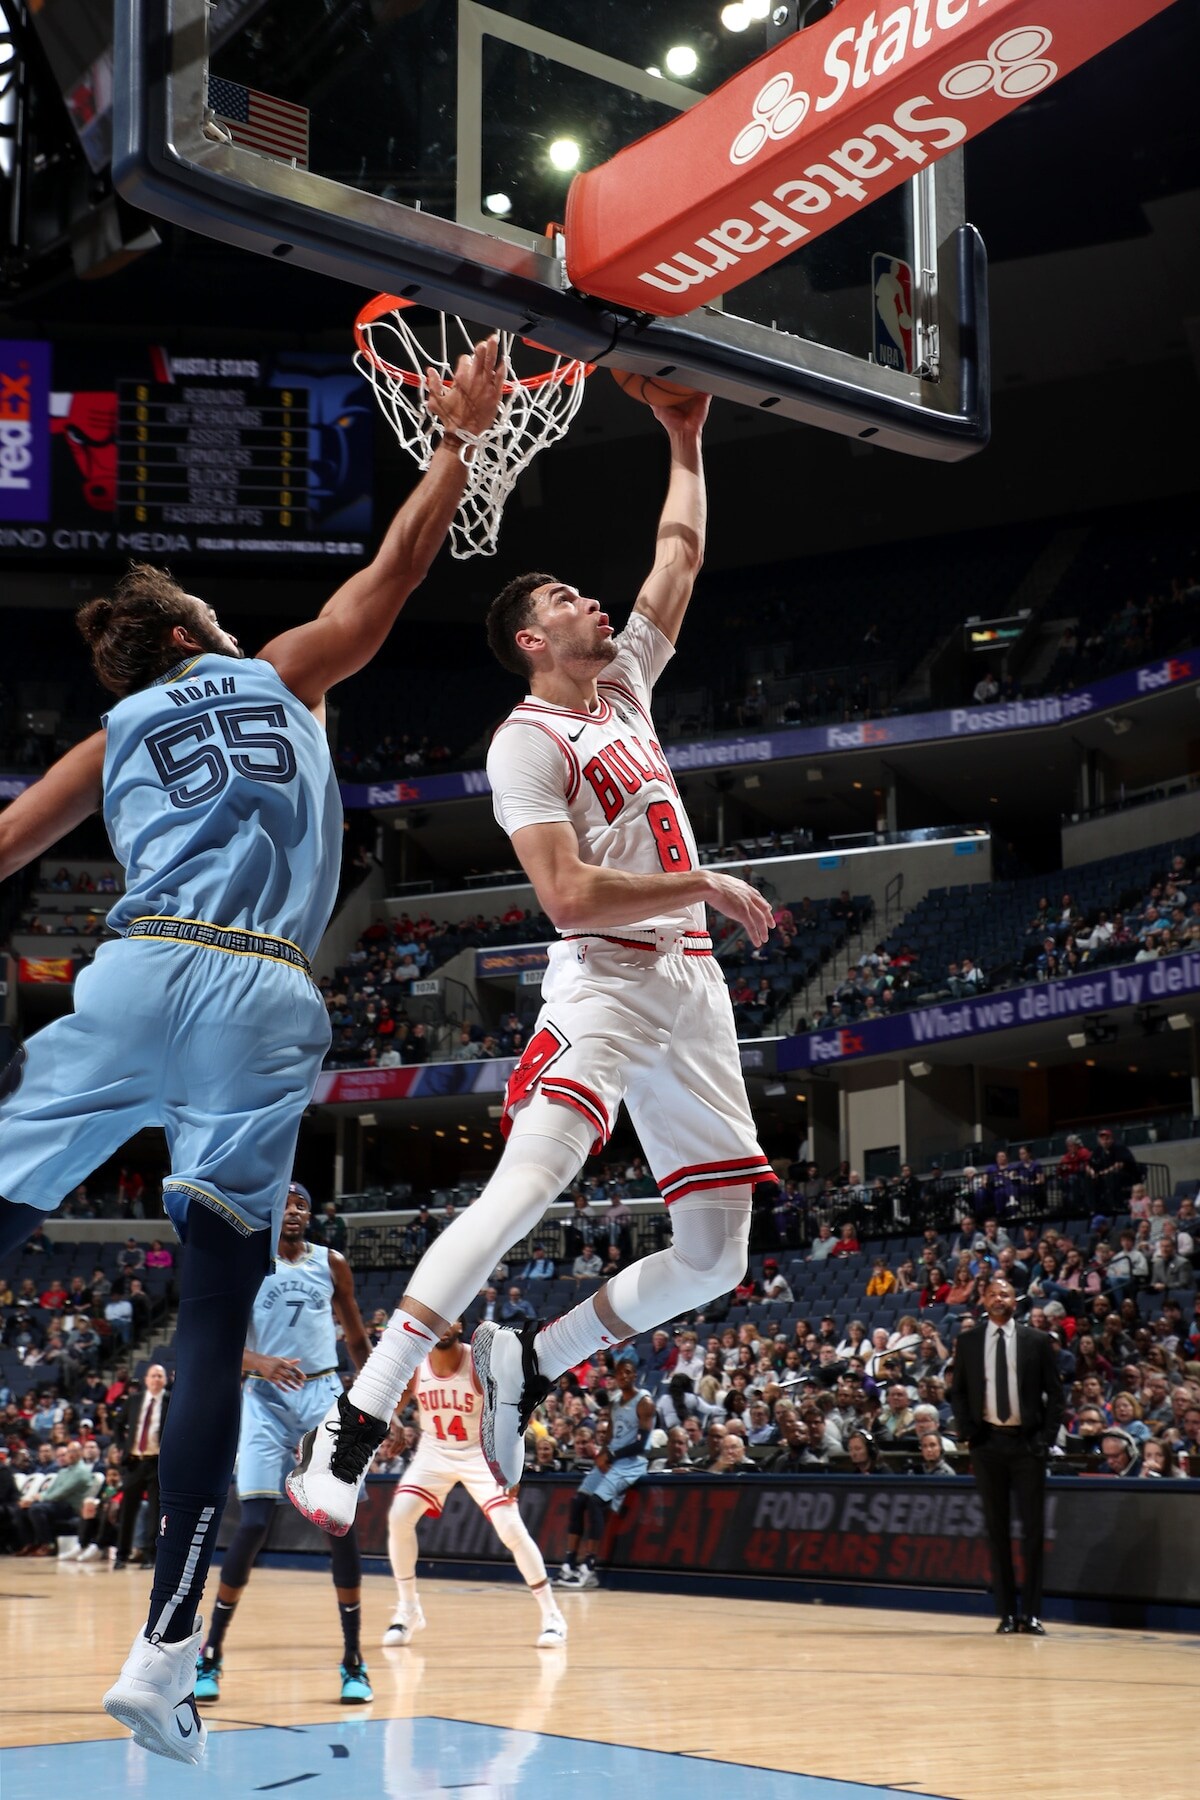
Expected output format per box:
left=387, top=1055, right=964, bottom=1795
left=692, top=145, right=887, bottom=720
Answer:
left=193, top=1656, right=221, bottom=1704
left=339, top=1660, right=373, bottom=1704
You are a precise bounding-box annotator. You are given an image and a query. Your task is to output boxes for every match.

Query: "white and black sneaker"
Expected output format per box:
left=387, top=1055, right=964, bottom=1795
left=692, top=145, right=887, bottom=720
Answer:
left=536, top=1611, right=568, bottom=1648
left=102, top=1619, right=208, bottom=1764
left=381, top=1607, right=427, bottom=1647
left=286, top=1390, right=388, bottom=1537
left=553, top=1562, right=586, bottom=1588
left=472, top=1320, right=550, bottom=1489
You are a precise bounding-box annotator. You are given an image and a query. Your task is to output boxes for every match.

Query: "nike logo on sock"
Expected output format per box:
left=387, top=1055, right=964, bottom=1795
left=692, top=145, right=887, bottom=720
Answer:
left=402, top=1320, right=432, bottom=1338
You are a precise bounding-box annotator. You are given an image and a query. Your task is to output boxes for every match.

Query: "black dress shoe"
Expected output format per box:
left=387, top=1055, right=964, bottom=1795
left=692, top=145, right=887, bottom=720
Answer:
left=995, top=1615, right=1018, bottom=1634
left=1020, top=1617, right=1046, bottom=1635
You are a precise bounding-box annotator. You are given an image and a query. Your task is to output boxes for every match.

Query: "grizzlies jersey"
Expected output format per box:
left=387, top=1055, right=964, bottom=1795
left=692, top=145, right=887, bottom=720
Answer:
left=486, top=611, right=703, bottom=939
left=245, top=1243, right=337, bottom=1374
left=103, top=653, right=341, bottom=960
left=412, top=1347, right=482, bottom=1453
left=609, top=1385, right=652, bottom=1454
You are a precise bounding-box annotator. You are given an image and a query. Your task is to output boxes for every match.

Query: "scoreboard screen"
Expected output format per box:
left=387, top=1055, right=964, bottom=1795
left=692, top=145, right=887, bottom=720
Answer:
left=0, top=340, right=373, bottom=562
left=117, top=380, right=311, bottom=535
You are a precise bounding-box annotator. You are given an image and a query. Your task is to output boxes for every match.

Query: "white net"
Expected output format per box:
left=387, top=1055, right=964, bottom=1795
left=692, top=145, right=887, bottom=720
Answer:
left=353, top=301, right=591, bottom=559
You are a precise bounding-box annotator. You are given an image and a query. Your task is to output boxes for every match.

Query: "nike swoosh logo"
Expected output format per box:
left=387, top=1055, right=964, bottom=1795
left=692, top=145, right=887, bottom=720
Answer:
left=402, top=1320, right=430, bottom=1337
left=567, top=727, right=585, bottom=742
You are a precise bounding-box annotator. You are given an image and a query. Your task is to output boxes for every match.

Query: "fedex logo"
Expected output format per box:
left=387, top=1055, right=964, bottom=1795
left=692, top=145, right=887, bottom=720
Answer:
left=1136, top=659, right=1193, bottom=692
left=0, top=341, right=50, bottom=521
left=810, top=1027, right=867, bottom=1061
left=826, top=722, right=891, bottom=749
left=0, top=368, right=34, bottom=492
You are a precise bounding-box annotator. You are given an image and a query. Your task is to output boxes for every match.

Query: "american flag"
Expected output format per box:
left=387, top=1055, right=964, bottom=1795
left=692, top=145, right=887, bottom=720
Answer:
left=206, top=74, right=309, bottom=168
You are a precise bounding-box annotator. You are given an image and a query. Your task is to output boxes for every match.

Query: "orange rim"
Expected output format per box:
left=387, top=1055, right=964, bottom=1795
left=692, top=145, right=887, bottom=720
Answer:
left=353, top=293, right=592, bottom=393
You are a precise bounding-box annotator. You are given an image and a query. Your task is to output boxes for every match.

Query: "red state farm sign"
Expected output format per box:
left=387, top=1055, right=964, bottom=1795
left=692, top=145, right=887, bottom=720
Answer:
left=564, top=0, right=1173, bottom=316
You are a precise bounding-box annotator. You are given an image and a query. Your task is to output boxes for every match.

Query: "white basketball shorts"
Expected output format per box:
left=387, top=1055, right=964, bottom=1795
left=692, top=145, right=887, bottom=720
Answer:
left=501, top=931, right=772, bottom=1203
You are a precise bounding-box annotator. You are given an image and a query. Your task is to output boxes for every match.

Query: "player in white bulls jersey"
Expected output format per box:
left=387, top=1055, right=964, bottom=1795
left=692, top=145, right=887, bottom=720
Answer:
left=289, top=389, right=777, bottom=1529
left=383, top=1321, right=566, bottom=1648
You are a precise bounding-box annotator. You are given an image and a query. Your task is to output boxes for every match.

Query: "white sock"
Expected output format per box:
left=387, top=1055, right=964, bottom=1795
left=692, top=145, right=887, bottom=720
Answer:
left=397, top=1576, right=418, bottom=1615
left=348, top=1309, right=437, bottom=1421
left=539, top=1194, right=751, bottom=1379
left=535, top=1292, right=608, bottom=1381
left=531, top=1581, right=560, bottom=1624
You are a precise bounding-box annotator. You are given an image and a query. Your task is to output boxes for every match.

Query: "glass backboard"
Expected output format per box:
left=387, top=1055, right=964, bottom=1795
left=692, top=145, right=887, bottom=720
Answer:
left=114, top=0, right=988, bottom=458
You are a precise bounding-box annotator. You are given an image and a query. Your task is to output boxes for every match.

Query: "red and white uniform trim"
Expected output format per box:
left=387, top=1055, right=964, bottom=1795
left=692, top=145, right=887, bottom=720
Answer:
left=658, top=1153, right=776, bottom=1204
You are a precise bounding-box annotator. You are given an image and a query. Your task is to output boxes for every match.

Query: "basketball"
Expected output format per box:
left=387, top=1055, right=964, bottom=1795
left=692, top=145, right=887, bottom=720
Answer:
left=609, top=367, right=698, bottom=409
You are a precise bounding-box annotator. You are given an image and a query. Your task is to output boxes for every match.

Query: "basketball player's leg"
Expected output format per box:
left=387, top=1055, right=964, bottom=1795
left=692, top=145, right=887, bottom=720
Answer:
left=329, top=1524, right=372, bottom=1699
left=384, top=1482, right=442, bottom=1643
left=463, top=1467, right=565, bottom=1643
left=290, top=1100, right=595, bottom=1531
left=194, top=1496, right=276, bottom=1697
left=104, top=959, right=327, bottom=1759
left=195, top=1388, right=293, bottom=1697
left=349, top=1103, right=594, bottom=1415
left=484, top=956, right=770, bottom=1480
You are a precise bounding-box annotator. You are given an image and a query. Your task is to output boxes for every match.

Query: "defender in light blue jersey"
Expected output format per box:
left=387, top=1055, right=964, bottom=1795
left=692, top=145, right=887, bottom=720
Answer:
left=194, top=1182, right=375, bottom=1707
left=0, top=335, right=504, bottom=1762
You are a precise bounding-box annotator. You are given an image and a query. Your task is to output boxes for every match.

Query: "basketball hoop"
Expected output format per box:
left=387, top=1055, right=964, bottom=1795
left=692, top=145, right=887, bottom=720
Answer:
left=353, top=295, right=592, bottom=559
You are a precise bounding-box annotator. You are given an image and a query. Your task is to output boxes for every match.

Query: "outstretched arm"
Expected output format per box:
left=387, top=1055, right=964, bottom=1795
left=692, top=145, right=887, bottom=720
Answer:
left=0, top=732, right=107, bottom=883
left=632, top=393, right=711, bottom=647
left=257, top=337, right=505, bottom=709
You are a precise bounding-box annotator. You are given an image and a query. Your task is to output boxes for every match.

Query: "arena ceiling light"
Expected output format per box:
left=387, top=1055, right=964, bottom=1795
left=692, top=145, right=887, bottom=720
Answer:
left=548, top=138, right=581, bottom=172
left=664, top=45, right=699, bottom=76
left=720, top=4, right=751, bottom=29
left=484, top=192, right=512, bottom=216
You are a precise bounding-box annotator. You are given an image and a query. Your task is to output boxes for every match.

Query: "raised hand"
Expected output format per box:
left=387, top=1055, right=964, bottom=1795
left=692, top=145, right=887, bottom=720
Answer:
left=426, top=335, right=507, bottom=442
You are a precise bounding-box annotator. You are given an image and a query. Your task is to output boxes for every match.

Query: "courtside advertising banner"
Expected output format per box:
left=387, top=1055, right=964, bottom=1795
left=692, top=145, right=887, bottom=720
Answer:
left=784, top=949, right=1200, bottom=1070
left=0, top=341, right=51, bottom=521
left=234, top=1475, right=1200, bottom=1607
left=565, top=0, right=1174, bottom=313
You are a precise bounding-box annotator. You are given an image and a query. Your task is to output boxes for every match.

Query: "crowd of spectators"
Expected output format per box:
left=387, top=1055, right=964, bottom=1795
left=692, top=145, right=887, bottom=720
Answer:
left=321, top=909, right=551, bottom=1069
left=333, top=732, right=455, bottom=781
left=1044, top=571, right=1198, bottom=690
left=816, top=845, right=1200, bottom=1027
left=365, top=1178, right=1200, bottom=1491
left=0, top=1232, right=175, bottom=1558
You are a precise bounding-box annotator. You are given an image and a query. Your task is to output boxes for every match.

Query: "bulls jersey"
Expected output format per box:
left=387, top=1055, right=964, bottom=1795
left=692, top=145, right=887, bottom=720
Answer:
left=486, top=610, right=703, bottom=938
left=412, top=1345, right=482, bottom=1453
left=245, top=1243, right=337, bottom=1375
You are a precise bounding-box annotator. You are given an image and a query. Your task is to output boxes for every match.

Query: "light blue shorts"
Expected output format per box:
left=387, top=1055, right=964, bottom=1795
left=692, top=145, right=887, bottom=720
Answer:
left=0, top=937, right=330, bottom=1240
left=579, top=1455, right=649, bottom=1511
left=236, top=1371, right=343, bottom=1500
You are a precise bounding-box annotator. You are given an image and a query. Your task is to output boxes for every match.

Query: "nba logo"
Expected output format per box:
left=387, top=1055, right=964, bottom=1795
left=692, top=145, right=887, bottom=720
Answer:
left=871, top=254, right=914, bottom=375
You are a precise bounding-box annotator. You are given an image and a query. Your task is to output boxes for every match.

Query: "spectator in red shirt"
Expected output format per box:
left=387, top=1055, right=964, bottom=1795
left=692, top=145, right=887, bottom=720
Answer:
left=39, top=1281, right=67, bottom=1311
left=830, top=1222, right=861, bottom=1257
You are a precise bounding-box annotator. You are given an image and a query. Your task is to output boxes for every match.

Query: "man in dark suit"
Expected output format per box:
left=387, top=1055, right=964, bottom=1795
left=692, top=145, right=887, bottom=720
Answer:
left=951, top=1277, right=1064, bottom=1635
left=112, top=1364, right=171, bottom=1570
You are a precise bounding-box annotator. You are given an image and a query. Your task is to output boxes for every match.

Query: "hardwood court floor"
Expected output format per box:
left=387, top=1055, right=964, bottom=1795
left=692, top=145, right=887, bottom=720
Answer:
left=2, top=1562, right=1198, bottom=1800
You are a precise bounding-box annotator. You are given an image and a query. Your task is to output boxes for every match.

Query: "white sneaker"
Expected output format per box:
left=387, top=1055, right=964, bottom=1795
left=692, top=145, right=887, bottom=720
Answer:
left=553, top=1564, right=585, bottom=1588
left=102, top=1620, right=208, bottom=1765
left=78, top=1543, right=104, bottom=1564
left=536, top=1613, right=568, bottom=1648
left=58, top=1542, right=82, bottom=1561
left=577, top=1564, right=600, bottom=1590
left=381, top=1608, right=427, bottom=1648
left=286, top=1390, right=387, bottom=1537
left=472, top=1320, right=549, bottom=1489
